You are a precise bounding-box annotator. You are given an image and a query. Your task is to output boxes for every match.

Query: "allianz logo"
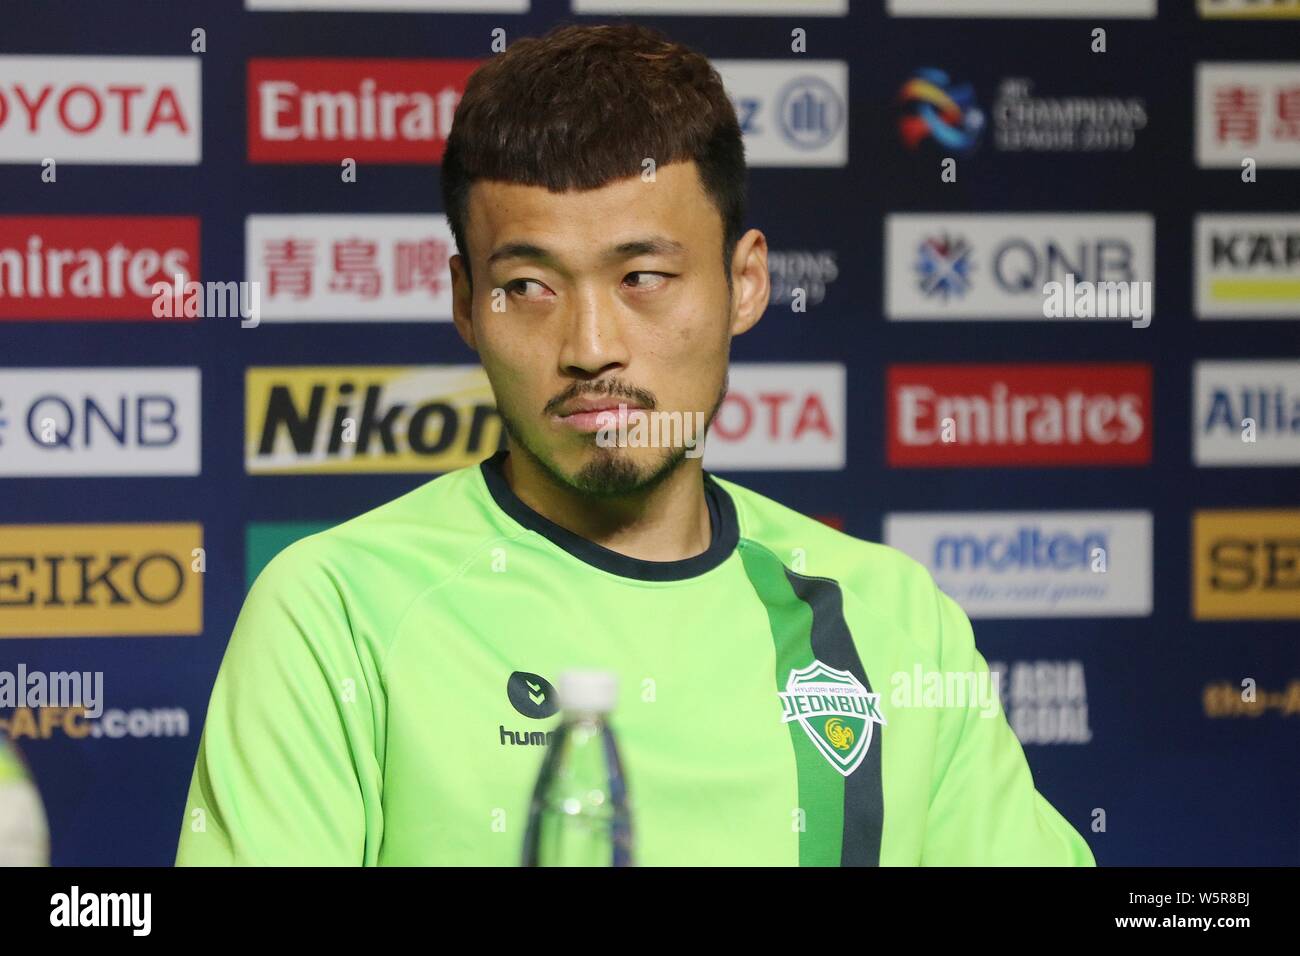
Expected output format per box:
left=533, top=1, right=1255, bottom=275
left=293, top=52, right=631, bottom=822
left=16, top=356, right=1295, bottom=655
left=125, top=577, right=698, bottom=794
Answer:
left=933, top=527, right=1109, bottom=572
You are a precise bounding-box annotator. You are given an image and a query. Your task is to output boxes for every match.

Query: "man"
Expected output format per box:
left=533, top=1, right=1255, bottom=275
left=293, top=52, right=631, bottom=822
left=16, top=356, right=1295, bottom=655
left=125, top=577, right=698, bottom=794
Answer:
left=176, top=23, right=1094, bottom=866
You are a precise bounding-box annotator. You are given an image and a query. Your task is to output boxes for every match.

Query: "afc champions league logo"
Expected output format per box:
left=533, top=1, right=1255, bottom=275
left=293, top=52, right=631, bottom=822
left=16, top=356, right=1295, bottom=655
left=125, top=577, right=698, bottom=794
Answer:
left=778, top=660, right=886, bottom=777
left=898, top=67, right=985, bottom=153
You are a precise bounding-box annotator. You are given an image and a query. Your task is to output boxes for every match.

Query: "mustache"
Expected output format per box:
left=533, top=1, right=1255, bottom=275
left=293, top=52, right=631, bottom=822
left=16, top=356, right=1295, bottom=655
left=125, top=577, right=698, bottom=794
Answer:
left=543, top=380, right=658, bottom=416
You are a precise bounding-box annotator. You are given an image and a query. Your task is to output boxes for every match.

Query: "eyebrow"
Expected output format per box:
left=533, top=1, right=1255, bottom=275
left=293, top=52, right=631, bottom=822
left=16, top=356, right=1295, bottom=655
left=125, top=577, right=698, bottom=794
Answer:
left=486, top=236, right=687, bottom=268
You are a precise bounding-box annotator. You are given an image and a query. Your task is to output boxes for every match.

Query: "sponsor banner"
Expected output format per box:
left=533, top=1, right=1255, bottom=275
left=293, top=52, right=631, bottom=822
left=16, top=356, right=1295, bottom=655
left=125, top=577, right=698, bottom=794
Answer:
left=1193, top=510, right=1300, bottom=619
left=574, top=0, right=846, bottom=12
left=887, top=363, right=1152, bottom=467
left=0, top=705, right=191, bottom=741
left=706, top=363, right=844, bottom=470
left=886, top=213, right=1154, bottom=320
left=1203, top=679, right=1300, bottom=717
left=992, top=77, right=1149, bottom=153
left=987, top=659, right=1093, bottom=744
left=1194, top=360, right=1300, bottom=466
left=889, top=0, right=1154, bottom=15
left=0, top=368, right=200, bottom=476
left=247, top=58, right=479, bottom=164
left=1197, top=62, right=1300, bottom=167
left=1195, top=214, right=1300, bottom=318
left=249, top=0, right=527, bottom=8
left=716, top=61, right=847, bottom=168
left=0, top=216, right=200, bottom=321
left=1199, top=0, right=1300, bottom=16
left=246, top=521, right=334, bottom=588
left=898, top=71, right=1148, bottom=154
left=885, top=511, right=1153, bottom=618
left=0, top=524, right=203, bottom=638
left=0, top=56, right=199, bottom=164
left=768, top=249, right=838, bottom=308
left=246, top=365, right=503, bottom=474
left=246, top=214, right=453, bottom=321
left=245, top=363, right=842, bottom=474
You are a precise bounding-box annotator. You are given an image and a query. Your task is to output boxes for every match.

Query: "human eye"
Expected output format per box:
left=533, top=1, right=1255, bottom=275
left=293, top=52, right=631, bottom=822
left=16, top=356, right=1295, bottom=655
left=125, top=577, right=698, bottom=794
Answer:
left=504, top=278, right=553, bottom=301
left=622, top=271, right=673, bottom=292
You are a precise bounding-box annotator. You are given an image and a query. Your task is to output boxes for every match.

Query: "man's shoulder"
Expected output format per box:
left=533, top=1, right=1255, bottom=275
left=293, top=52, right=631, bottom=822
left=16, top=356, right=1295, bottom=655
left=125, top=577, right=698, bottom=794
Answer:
left=249, top=461, right=510, bottom=613
left=713, top=473, right=939, bottom=610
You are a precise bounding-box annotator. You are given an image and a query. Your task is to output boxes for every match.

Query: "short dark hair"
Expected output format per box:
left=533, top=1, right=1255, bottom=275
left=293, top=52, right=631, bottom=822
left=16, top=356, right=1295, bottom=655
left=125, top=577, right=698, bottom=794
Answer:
left=441, top=23, right=747, bottom=292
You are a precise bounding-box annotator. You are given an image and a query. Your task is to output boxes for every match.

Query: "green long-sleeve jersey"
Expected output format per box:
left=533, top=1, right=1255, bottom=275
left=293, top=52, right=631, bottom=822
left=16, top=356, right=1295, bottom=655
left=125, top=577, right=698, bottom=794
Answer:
left=175, top=450, right=1095, bottom=867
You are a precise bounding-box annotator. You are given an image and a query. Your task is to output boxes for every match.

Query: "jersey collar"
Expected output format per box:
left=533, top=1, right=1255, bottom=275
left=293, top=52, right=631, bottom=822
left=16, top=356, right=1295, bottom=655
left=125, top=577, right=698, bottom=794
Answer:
left=479, top=450, right=739, bottom=582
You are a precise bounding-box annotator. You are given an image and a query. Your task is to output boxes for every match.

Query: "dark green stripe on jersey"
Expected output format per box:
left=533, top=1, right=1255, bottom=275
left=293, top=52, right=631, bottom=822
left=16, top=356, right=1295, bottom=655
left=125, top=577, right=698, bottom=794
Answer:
left=786, top=570, right=884, bottom=867
left=739, top=540, right=884, bottom=867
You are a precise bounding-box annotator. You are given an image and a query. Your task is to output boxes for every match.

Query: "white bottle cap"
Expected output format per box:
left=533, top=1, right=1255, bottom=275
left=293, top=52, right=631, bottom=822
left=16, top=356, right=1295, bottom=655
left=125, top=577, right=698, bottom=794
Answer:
left=558, top=669, right=618, bottom=714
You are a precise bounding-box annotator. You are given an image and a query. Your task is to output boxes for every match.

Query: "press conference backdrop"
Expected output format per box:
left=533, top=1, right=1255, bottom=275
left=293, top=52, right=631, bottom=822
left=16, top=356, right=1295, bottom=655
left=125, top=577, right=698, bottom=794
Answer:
left=1, top=0, right=1297, bottom=867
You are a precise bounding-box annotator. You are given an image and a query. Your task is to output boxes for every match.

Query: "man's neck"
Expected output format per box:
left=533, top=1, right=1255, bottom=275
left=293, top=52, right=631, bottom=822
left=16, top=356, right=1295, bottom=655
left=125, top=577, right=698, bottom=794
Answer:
left=502, top=445, right=712, bottom=563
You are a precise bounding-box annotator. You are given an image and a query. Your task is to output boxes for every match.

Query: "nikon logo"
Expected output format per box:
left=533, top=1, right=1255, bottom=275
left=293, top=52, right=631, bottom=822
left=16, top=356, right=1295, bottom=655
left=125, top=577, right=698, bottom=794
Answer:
left=0, top=524, right=202, bottom=638
left=245, top=366, right=504, bottom=474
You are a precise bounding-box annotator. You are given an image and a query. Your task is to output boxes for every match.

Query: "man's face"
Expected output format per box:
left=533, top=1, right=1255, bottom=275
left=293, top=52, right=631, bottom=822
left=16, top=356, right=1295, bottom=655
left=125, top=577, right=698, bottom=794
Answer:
left=451, top=160, right=765, bottom=497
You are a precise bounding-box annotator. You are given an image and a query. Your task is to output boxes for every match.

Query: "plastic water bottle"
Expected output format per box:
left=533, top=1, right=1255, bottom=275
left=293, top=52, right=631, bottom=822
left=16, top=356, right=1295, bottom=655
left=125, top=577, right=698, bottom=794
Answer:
left=522, top=670, right=633, bottom=867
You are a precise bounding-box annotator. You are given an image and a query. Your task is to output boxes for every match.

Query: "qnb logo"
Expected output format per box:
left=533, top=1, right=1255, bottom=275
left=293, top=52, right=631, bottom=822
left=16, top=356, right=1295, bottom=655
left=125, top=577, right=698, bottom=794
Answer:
left=898, top=67, right=984, bottom=153
left=0, top=368, right=200, bottom=477
left=777, top=76, right=844, bottom=150
left=49, top=886, right=150, bottom=936
left=915, top=234, right=974, bottom=299
left=993, top=237, right=1137, bottom=293
left=934, top=528, right=1109, bottom=572
left=1042, top=273, right=1152, bottom=328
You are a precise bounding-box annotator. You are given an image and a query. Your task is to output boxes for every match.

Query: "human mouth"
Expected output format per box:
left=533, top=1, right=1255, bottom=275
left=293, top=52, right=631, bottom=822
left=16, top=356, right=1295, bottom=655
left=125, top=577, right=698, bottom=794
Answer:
left=553, top=400, right=647, bottom=433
